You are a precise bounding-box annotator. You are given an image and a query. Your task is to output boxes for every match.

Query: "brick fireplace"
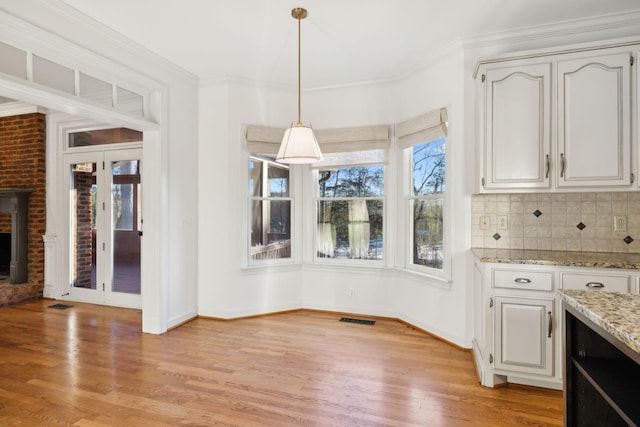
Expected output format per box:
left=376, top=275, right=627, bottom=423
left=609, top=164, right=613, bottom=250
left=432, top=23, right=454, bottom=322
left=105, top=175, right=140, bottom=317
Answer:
left=0, top=113, right=46, bottom=307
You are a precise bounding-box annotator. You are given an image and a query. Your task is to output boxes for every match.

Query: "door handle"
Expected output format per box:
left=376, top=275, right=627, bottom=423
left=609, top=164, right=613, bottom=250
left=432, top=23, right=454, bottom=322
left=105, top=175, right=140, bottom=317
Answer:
left=137, top=231, right=143, bottom=237
left=547, top=311, right=553, bottom=338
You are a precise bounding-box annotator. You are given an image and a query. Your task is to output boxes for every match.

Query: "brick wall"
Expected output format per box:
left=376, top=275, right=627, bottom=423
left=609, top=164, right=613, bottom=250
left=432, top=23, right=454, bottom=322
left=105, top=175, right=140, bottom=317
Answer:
left=73, top=163, right=94, bottom=288
left=0, top=113, right=46, bottom=297
left=0, top=213, right=9, bottom=233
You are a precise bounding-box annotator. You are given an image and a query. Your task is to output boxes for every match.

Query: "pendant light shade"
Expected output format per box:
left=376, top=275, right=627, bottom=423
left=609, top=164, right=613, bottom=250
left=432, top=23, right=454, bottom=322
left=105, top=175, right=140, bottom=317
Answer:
left=277, top=123, right=322, bottom=163
left=276, top=7, right=323, bottom=164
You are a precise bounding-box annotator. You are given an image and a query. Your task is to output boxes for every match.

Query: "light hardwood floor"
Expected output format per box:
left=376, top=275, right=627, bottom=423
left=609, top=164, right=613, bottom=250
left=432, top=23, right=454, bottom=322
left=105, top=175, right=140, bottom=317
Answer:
left=0, top=300, right=563, bottom=426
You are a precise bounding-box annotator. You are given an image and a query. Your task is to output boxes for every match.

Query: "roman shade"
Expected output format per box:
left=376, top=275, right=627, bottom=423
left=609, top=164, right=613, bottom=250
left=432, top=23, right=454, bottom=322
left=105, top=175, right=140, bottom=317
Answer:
left=396, top=108, right=448, bottom=150
left=246, top=124, right=390, bottom=167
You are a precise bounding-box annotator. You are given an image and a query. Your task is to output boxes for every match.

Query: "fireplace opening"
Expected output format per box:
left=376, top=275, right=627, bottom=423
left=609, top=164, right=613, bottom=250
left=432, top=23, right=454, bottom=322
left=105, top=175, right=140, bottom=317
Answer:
left=0, top=232, right=9, bottom=278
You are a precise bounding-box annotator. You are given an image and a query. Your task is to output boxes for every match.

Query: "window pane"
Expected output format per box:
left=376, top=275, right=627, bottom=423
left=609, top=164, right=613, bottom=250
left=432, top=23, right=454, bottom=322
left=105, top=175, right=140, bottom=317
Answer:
left=412, top=198, right=443, bottom=269
left=250, top=200, right=291, bottom=260
left=80, top=72, right=113, bottom=107
left=318, top=166, right=384, bottom=198
left=116, top=86, right=144, bottom=117
left=413, top=138, right=445, bottom=195
left=249, top=159, right=262, bottom=196
left=112, top=160, right=140, bottom=231
left=32, top=55, right=75, bottom=94
left=268, top=165, right=289, bottom=197
left=0, top=42, right=27, bottom=79
left=69, top=128, right=143, bottom=147
left=317, top=199, right=383, bottom=260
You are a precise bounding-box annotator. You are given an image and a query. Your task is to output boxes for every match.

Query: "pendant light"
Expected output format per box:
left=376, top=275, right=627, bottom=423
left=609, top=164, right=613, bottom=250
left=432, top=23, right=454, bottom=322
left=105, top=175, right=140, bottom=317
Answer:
left=276, top=7, right=323, bottom=164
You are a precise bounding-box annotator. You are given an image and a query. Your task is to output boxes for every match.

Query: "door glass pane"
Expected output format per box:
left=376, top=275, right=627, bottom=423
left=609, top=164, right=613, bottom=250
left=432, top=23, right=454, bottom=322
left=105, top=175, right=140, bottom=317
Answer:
left=111, top=160, right=141, bottom=294
left=71, top=162, right=97, bottom=289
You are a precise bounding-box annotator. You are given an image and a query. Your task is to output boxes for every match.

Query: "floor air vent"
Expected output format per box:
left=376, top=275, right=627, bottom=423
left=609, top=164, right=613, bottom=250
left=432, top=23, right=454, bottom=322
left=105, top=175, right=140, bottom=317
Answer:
left=48, top=304, right=73, bottom=310
left=340, top=317, right=375, bottom=326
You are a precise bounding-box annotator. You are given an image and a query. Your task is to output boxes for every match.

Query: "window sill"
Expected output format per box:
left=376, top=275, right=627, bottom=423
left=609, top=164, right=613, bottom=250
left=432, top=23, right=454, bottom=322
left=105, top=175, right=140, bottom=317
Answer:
left=303, top=261, right=390, bottom=275
left=394, top=267, right=452, bottom=289
left=241, top=261, right=302, bottom=275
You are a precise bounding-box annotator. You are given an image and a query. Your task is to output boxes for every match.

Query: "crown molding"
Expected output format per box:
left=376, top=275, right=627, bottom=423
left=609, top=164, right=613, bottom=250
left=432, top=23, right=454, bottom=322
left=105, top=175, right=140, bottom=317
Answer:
left=463, top=8, right=640, bottom=51
left=0, top=101, right=45, bottom=117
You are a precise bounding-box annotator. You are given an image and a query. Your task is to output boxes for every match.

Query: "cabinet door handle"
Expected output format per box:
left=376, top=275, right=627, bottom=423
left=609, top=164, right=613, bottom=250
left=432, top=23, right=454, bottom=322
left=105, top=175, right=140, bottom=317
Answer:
left=547, top=311, right=553, bottom=338
left=560, top=153, right=565, bottom=178
left=545, top=154, right=550, bottom=179
left=585, top=282, right=605, bottom=289
left=514, top=278, right=532, bottom=284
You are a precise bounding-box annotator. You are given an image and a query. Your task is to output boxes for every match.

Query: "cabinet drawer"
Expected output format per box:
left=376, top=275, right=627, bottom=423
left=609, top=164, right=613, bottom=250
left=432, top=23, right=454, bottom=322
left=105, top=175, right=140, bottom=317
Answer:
left=493, top=269, right=553, bottom=291
left=560, top=272, right=630, bottom=293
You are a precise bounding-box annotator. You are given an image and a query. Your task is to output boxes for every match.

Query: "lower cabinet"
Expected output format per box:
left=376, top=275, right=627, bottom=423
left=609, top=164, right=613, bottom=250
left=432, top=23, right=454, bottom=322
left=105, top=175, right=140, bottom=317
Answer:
left=493, top=296, right=554, bottom=376
left=473, top=259, right=640, bottom=390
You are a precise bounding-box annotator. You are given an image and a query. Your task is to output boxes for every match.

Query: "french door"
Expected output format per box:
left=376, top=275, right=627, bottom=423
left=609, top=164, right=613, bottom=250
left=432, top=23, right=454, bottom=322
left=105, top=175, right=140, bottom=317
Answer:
left=64, top=149, right=142, bottom=308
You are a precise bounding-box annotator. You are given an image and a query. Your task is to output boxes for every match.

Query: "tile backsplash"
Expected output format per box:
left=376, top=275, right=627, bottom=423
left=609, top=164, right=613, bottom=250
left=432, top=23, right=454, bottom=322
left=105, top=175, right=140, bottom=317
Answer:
left=471, top=193, right=640, bottom=253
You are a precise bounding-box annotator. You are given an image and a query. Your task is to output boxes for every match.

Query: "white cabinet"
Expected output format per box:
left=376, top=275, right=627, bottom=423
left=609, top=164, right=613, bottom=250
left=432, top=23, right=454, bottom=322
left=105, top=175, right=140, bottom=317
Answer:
left=493, top=296, right=554, bottom=376
left=557, top=52, right=632, bottom=187
left=481, top=63, right=551, bottom=190
left=473, top=257, right=640, bottom=390
left=473, top=262, right=560, bottom=389
left=475, top=44, right=636, bottom=192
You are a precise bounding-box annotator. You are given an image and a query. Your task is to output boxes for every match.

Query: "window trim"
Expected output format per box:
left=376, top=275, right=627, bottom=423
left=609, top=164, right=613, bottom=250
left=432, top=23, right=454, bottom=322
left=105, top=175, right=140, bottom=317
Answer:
left=245, top=153, right=297, bottom=268
left=312, top=166, right=386, bottom=266
left=401, top=136, right=451, bottom=281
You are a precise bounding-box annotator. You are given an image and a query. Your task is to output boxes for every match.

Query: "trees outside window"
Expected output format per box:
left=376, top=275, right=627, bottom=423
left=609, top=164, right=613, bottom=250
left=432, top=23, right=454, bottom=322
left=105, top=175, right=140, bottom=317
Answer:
left=409, top=138, right=445, bottom=270
left=316, top=165, right=384, bottom=261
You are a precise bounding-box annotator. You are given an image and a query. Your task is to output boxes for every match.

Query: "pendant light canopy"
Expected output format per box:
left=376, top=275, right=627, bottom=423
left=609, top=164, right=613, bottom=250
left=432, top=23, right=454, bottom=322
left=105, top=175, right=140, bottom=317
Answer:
left=276, top=7, right=323, bottom=164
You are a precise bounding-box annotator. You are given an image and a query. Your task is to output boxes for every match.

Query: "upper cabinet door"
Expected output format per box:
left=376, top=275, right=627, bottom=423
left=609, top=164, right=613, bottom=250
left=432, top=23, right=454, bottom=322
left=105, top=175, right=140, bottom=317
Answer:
left=482, top=63, right=552, bottom=190
left=557, top=52, right=632, bottom=187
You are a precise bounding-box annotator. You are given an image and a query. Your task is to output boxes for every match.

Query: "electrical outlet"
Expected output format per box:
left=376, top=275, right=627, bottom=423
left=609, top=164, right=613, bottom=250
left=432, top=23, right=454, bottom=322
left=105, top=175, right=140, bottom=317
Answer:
left=479, top=216, right=490, bottom=230
left=614, top=216, right=627, bottom=232
left=497, top=215, right=508, bottom=230
left=348, top=288, right=354, bottom=297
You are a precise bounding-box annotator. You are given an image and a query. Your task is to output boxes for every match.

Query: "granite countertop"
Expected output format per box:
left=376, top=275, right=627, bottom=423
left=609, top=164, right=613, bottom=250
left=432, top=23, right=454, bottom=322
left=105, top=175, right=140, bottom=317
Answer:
left=472, top=248, right=640, bottom=269
left=560, top=290, right=640, bottom=355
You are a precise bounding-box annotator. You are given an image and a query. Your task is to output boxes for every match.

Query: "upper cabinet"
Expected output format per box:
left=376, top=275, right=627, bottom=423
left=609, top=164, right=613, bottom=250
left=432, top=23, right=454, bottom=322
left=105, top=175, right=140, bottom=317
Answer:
left=475, top=44, right=636, bottom=193
left=480, top=62, right=551, bottom=190
left=557, top=52, right=631, bottom=188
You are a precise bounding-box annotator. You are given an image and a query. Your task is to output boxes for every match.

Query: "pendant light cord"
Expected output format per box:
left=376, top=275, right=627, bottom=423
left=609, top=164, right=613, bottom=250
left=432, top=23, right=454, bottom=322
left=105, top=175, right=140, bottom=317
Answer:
left=297, top=15, right=302, bottom=126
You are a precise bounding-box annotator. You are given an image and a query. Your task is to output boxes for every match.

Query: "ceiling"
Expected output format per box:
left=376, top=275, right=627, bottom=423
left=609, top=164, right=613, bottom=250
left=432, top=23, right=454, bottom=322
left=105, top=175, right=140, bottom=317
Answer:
left=46, top=1, right=640, bottom=88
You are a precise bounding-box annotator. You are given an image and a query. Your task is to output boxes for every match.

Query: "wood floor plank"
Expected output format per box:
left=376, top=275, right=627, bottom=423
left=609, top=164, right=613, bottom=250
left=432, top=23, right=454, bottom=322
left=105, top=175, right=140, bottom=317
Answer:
left=0, top=300, right=563, bottom=426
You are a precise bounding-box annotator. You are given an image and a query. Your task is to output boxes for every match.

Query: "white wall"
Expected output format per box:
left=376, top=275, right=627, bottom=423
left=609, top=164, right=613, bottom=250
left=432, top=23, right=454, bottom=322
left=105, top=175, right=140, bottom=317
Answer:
left=0, top=1, right=200, bottom=333
left=196, top=13, right=640, bottom=348
left=197, top=47, right=474, bottom=347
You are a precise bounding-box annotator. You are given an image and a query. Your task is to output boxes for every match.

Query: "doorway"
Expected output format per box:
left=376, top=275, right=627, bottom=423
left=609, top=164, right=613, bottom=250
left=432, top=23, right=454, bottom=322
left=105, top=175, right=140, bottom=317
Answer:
left=64, top=149, right=142, bottom=308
